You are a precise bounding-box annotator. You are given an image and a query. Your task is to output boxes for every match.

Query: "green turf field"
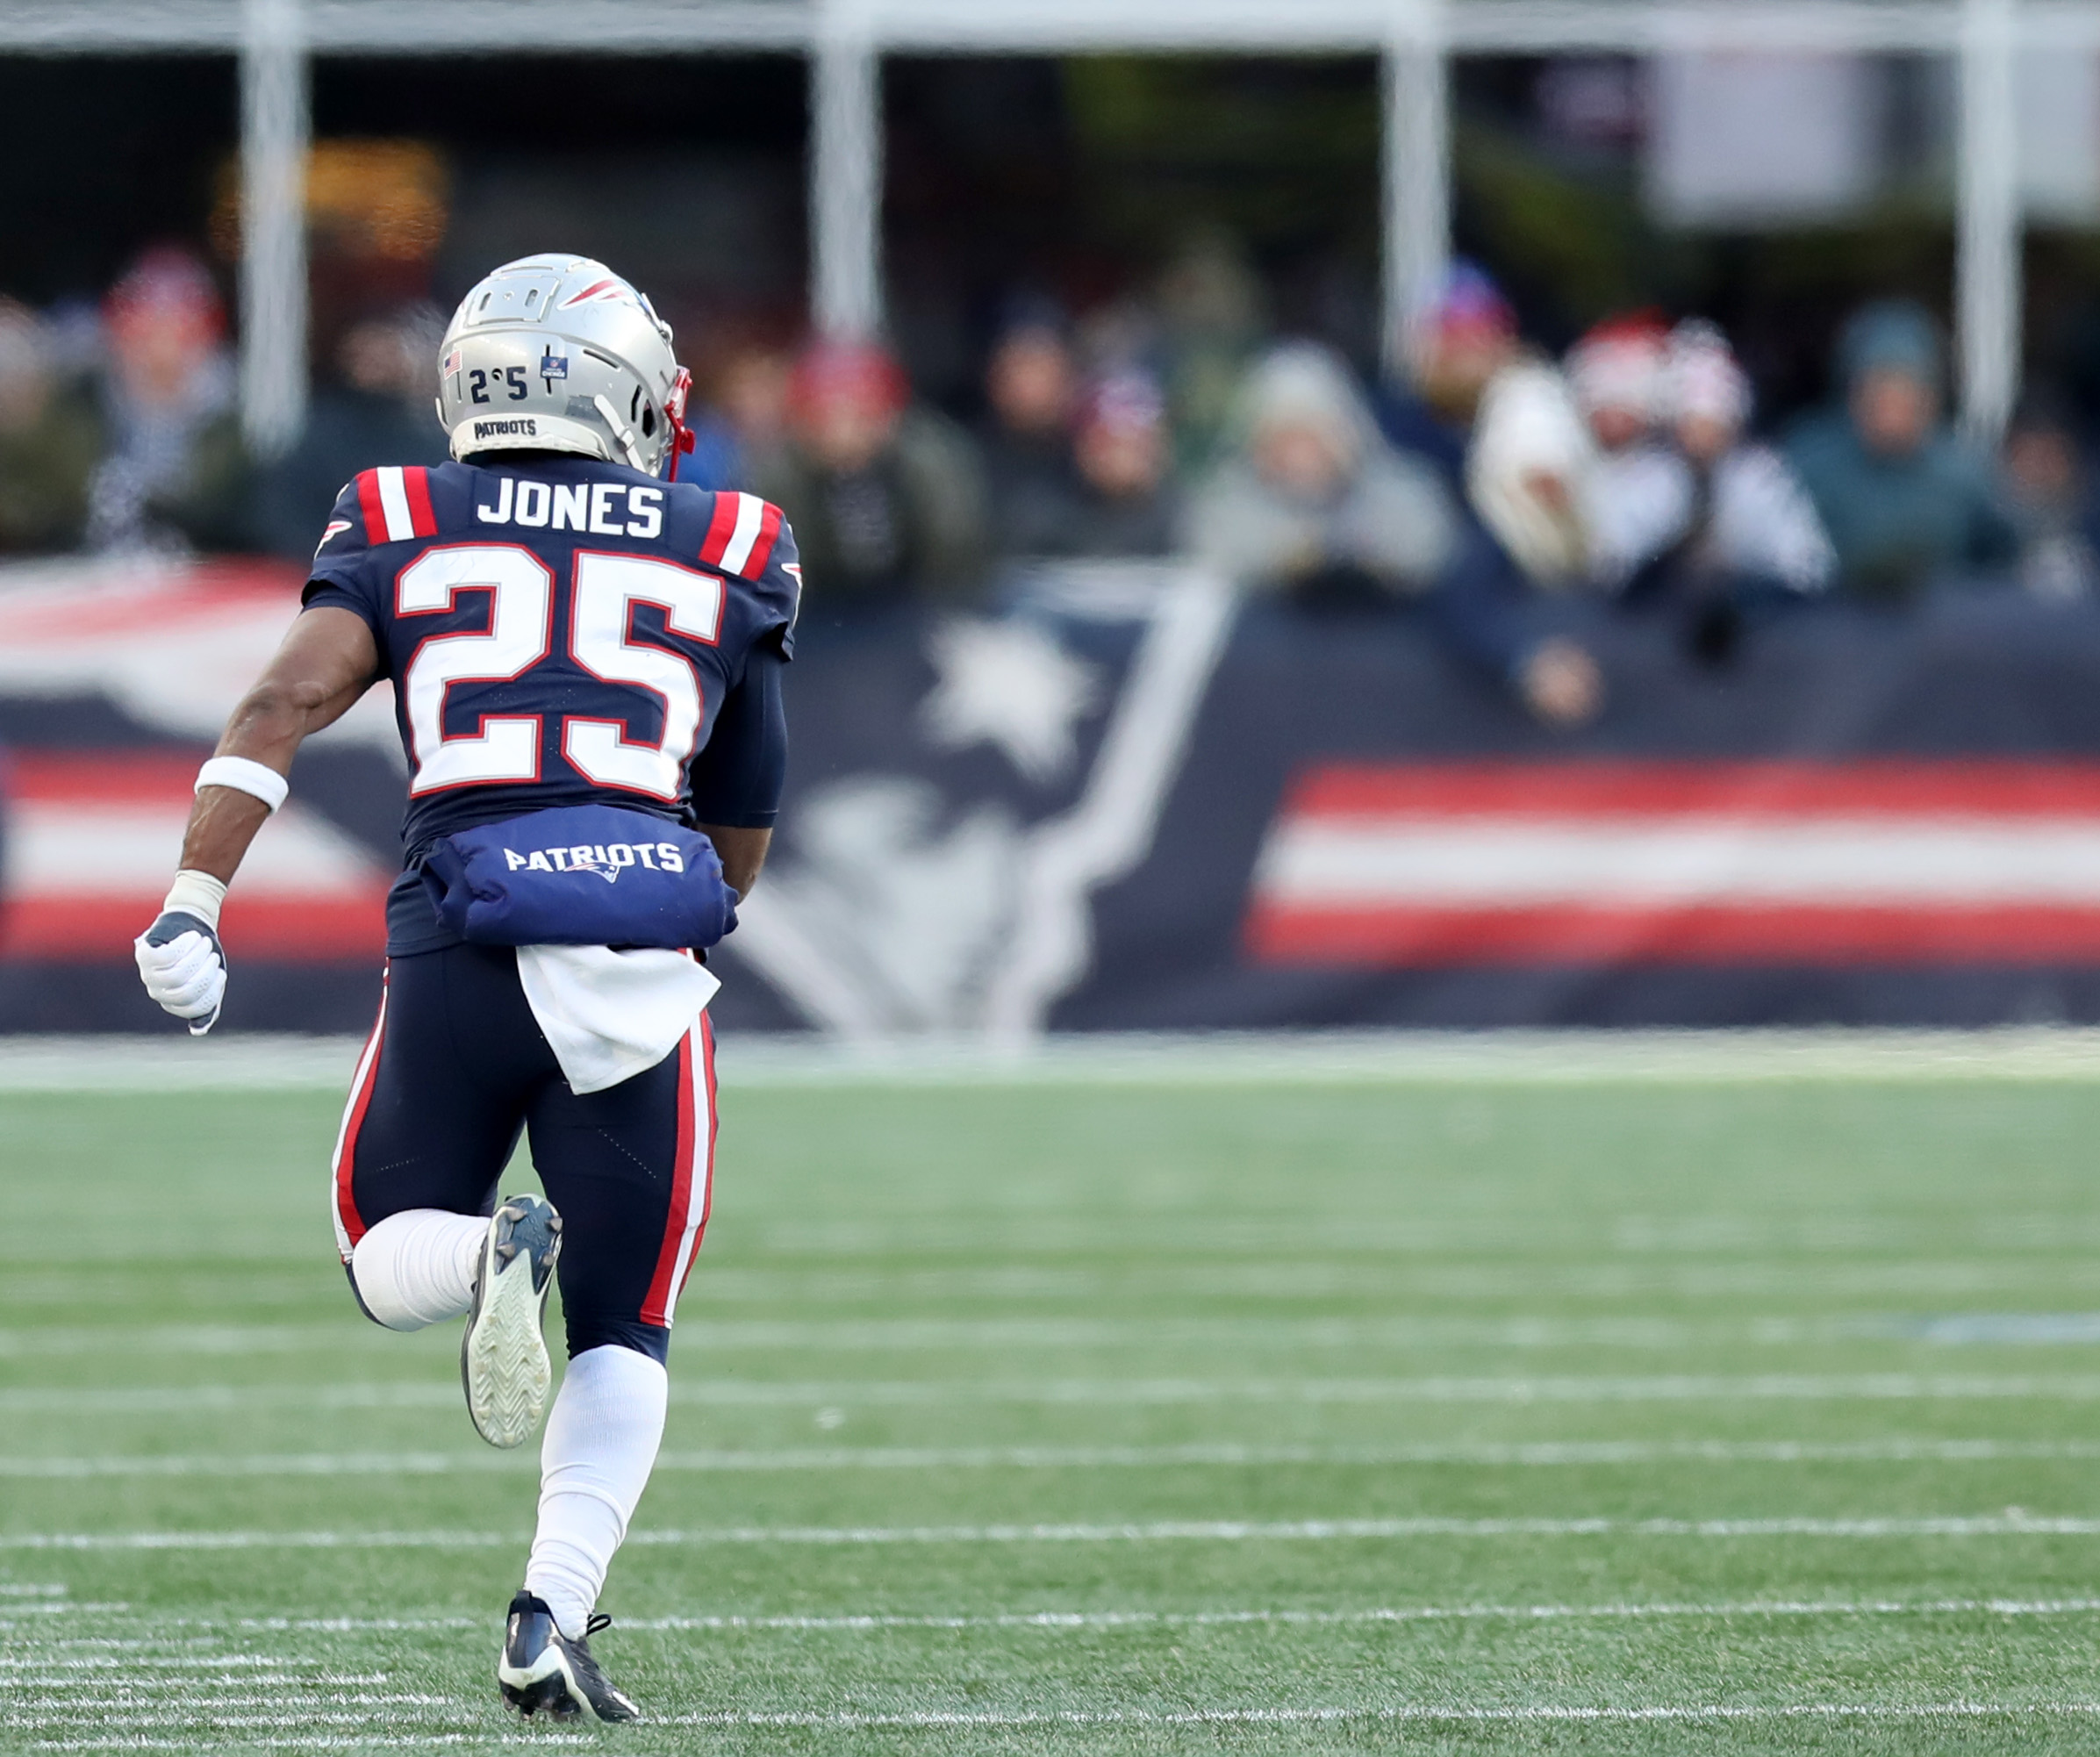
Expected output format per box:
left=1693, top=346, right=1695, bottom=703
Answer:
left=7, top=1043, right=2100, bottom=1752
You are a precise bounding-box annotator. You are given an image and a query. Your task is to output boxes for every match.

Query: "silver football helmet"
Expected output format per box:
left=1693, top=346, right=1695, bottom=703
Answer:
left=434, top=255, right=694, bottom=477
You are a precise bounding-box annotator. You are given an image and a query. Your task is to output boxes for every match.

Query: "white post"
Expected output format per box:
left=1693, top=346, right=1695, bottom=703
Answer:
left=1957, top=0, right=2020, bottom=440
left=1381, top=0, right=1450, bottom=383
left=239, top=0, right=309, bottom=460
left=810, top=0, right=882, bottom=341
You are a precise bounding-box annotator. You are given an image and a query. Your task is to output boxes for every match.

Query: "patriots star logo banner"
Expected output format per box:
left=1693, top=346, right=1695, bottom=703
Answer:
left=720, top=563, right=1235, bottom=1035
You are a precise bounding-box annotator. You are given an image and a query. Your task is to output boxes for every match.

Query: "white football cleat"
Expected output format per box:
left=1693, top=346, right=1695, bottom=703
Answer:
left=461, top=1194, right=562, bottom=1448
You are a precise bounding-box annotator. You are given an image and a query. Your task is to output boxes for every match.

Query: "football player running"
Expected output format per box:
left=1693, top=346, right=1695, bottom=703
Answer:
left=133, top=255, right=799, bottom=1724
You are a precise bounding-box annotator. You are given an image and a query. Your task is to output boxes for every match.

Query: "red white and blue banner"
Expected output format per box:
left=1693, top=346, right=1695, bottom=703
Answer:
left=7, top=556, right=2100, bottom=1031
left=1246, top=761, right=2100, bottom=967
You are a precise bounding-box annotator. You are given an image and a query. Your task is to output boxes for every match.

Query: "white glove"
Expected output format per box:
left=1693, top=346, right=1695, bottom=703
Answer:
left=134, top=871, right=230, bottom=1036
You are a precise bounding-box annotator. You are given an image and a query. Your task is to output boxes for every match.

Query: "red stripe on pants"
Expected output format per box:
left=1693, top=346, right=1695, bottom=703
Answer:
left=639, top=1029, right=699, bottom=1326
left=331, top=971, right=390, bottom=1259
left=677, top=1012, right=719, bottom=1301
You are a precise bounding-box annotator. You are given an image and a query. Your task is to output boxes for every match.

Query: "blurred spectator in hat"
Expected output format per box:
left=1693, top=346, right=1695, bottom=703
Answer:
left=1383, top=258, right=1597, bottom=587
left=750, top=338, right=989, bottom=604
left=1999, top=391, right=2100, bottom=603
left=1466, top=341, right=1595, bottom=592
left=1156, top=229, right=1268, bottom=470
left=680, top=341, right=793, bottom=492
left=1378, top=259, right=1520, bottom=487
left=1378, top=262, right=1603, bottom=728
left=1184, top=341, right=1455, bottom=600
left=0, top=299, right=99, bottom=553
left=1566, top=312, right=1679, bottom=598
left=1066, top=366, right=1179, bottom=557
left=1785, top=299, right=2017, bottom=602
left=85, top=247, right=251, bottom=555
left=1665, top=321, right=1833, bottom=596
left=1568, top=311, right=1670, bottom=456
left=1002, top=365, right=1180, bottom=562
left=1596, top=321, right=1835, bottom=662
left=978, top=308, right=1082, bottom=559
left=250, top=304, right=450, bottom=560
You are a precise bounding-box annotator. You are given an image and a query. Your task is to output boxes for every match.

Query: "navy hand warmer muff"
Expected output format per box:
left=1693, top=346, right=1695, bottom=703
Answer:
left=419, top=805, right=738, bottom=950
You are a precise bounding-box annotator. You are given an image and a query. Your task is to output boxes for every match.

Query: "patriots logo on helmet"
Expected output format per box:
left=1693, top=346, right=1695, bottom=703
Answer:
left=558, top=278, right=635, bottom=310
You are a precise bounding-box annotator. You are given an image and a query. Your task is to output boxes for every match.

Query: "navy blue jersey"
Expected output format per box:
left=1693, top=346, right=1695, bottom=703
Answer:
left=304, top=455, right=798, bottom=953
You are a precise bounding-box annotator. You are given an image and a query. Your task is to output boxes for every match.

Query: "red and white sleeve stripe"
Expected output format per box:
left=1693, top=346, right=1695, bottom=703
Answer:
left=355, top=466, right=440, bottom=545
left=698, top=491, right=784, bottom=580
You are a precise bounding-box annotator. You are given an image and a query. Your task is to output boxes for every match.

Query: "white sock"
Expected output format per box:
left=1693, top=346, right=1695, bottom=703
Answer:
left=349, top=1209, right=484, bottom=1331
left=525, top=1345, right=669, bottom=1639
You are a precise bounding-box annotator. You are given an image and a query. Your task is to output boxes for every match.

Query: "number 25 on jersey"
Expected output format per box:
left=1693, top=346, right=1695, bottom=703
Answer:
left=396, top=544, right=724, bottom=801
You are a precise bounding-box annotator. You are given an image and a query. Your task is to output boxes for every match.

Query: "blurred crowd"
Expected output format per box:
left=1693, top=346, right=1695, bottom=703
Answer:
left=8, top=245, right=2100, bottom=728
left=0, top=247, right=448, bottom=563
left=675, top=263, right=2098, bottom=726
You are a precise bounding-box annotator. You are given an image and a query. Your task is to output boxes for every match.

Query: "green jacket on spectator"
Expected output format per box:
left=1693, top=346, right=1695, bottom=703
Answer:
left=751, top=407, right=988, bottom=606
left=0, top=377, right=101, bottom=553
left=1785, top=302, right=2018, bottom=603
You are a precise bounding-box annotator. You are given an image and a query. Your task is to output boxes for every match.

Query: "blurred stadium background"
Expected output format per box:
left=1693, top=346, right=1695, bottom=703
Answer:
left=5, top=0, right=2100, bottom=1035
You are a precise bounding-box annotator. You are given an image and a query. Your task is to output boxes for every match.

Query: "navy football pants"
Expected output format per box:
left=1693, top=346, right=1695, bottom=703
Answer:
left=329, top=943, right=715, bottom=1363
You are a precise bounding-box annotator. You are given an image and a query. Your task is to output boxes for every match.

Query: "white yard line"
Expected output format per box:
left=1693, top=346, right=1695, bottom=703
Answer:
left=29, top=1702, right=2096, bottom=1733
left=716, top=1029, right=2100, bottom=1086
left=15, top=1373, right=2100, bottom=1417
left=166, top=1597, right=2100, bottom=1634
left=669, top=1372, right=2100, bottom=1404
left=0, top=1657, right=302, bottom=1670
left=21, top=1743, right=591, bottom=1754
left=669, top=1701, right=2100, bottom=1729
left=8, top=1437, right=2100, bottom=1478
left=9, top=1709, right=2100, bottom=1753
left=0, top=1316, right=1752, bottom=1355
left=616, top=1596, right=2100, bottom=1630
left=15, top=1514, right=2100, bottom=1552
left=9, top=1311, right=2097, bottom=1356
left=11, top=1028, right=2100, bottom=1093
left=20, top=1741, right=587, bottom=1753
left=3, top=1713, right=468, bottom=1729
left=17, top=1597, right=2100, bottom=1640
left=0, top=1037, right=364, bottom=1092
left=0, top=1605, right=127, bottom=1618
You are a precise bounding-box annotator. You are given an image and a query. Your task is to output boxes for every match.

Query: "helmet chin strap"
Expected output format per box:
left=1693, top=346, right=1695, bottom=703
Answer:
left=663, top=367, right=699, bottom=482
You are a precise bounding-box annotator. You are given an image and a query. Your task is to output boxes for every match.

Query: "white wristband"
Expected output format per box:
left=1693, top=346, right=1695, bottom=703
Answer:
left=162, top=870, right=228, bottom=931
left=196, top=756, right=288, bottom=814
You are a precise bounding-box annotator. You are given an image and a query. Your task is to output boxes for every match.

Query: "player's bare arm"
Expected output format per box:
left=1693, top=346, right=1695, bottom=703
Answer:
left=133, top=606, right=382, bottom=1034
left=179, top=606, right=382, bottom=882
left=697, top=825, right=770, bottom=897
